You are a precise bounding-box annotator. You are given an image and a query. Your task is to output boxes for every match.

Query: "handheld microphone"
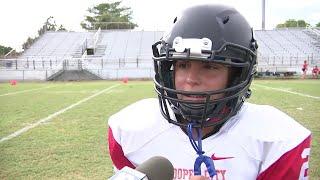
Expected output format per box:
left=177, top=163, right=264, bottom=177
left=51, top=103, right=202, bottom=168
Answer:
left=109, top=156, right=174, bottom=180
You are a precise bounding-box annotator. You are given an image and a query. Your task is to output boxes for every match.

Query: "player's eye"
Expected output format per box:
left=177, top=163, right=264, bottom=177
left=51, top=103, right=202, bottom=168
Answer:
left=175, top=61, right=189, bottom=69
left=203, top=62, right=220, bottom=70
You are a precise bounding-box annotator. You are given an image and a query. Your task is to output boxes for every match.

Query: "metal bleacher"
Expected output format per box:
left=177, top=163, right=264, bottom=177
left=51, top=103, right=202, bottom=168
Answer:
left=98, top=31, right=163, bottom=69
left=20, top=32, right=91, bottom=59
left=1, top=28, right=320, bottom=80
left=255, top=28, right=320, bottom=74
left=82, top=30, right=164, bottom=74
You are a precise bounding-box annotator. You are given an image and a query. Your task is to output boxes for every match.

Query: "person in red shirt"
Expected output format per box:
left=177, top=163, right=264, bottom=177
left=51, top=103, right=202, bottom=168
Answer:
left=302, top=60, right=308, bottom=79
left=312, top=65, right=319, bottom=78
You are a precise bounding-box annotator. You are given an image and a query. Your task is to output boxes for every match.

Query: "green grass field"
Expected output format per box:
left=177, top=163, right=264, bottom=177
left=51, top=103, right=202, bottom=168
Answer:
left=0, top=79, right=319, bottom=179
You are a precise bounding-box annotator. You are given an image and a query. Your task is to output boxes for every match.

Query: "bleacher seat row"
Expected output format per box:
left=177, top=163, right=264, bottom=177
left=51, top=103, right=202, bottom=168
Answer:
left=1, top=28, right=320, bottom=76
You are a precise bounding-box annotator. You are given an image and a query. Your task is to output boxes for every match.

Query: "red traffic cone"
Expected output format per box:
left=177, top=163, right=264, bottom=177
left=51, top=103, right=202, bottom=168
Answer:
left=122, top=77, right=128, bottom=84
left=10, top=80, right=17, bottom=86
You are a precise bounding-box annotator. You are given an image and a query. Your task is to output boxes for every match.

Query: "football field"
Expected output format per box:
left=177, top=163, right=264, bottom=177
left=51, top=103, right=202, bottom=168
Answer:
left=0, top=79, right=319, bottom=179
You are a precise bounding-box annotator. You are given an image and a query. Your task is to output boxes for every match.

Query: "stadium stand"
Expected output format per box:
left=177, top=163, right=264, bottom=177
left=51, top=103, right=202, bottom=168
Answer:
left=20, top=32, right=92, bottom=59
left=0, top=28, right=319, bottom=80
left=255, top=28, right=320, bottom=76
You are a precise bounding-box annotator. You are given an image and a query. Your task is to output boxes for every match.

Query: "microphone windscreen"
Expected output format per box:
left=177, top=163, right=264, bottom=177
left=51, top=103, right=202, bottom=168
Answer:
left=136, top=156, right=174, bottom=180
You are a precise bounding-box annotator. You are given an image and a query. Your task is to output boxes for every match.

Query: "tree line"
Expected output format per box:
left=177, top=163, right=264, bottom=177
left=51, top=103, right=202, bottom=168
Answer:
left=276, top=19, right=320, bottom=28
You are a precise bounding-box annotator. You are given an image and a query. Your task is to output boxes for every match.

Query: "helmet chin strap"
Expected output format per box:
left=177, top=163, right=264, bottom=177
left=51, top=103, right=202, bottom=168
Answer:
left=187, top=122, right=216, bottom=177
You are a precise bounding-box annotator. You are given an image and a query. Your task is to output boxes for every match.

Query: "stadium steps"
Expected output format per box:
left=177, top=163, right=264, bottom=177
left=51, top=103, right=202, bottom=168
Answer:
left=72, top=49, right=84, bottom=58
left=47, top=69, right=103, bottom=81
left=94, top=45, right=107, bottom=56
left=46, top=69, right=64, bottom=81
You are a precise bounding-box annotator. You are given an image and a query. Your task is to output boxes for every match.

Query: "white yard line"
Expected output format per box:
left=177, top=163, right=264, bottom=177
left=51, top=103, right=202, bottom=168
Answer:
left=254, top=84, right=320, bottom=100
left=0, top=86, right=53, bottom=97
left=0, top=84, right=120, bottom=143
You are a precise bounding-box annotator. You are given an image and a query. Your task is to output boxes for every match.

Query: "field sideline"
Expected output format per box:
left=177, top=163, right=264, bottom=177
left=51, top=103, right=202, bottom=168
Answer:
left=0, top=79, right=319, bottom=179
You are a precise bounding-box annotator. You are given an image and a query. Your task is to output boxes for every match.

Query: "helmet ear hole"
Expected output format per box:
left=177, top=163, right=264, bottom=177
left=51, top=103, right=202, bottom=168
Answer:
left=173, top=17, right=178, bottom=23
left=223, top=16, right=229, bottom=24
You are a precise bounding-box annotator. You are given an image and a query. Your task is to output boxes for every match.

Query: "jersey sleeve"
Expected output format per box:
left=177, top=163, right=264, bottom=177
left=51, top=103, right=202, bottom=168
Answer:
left=234, top=103, right=312, bottom=180
left=108, top=127, right=135, bottom=170
left=257, top=135, right=311, bottom=180
left=107, top=98, right=172, bottom=171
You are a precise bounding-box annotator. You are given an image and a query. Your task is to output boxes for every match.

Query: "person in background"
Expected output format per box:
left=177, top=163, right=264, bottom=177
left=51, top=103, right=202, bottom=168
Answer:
left=302, top=60, right=308, bottom=79
left=312, top=65, right=319, bottom=79
left=108, top=4, right=312, bottom=180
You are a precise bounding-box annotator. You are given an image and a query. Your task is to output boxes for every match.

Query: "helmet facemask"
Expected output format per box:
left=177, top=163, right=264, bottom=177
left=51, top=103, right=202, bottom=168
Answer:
left=153, top=40, right=257, bottom=128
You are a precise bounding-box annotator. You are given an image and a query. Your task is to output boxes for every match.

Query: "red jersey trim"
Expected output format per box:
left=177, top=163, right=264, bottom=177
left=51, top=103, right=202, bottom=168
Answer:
left=257, top=135, right=311, bottom=180
left=108, top=127, right=135, bottom=170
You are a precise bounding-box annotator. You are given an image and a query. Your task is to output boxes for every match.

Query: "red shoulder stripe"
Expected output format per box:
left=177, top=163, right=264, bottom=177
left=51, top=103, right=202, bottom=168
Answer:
left=257, top=135, right=311, bottom=180
left=108, top=127, right=135, bottom=169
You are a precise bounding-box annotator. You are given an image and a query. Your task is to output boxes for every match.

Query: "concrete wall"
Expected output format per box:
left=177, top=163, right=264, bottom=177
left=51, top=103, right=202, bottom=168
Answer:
left=85, top=68, right=154, bottom=80
left=0, top=68, right=154, bottom=81
left=0, top=69, right=60, bottom=81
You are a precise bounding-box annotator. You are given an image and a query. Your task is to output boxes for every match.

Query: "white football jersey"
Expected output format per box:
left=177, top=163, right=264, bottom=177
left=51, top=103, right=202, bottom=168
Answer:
left=108, top=98, right=311, bottom=180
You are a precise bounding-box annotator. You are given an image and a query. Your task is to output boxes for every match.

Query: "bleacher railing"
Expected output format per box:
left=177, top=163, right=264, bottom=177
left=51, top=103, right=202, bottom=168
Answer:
left=93, top=28, right=101, bottom=54
left=1, top=53, right=319, bottom=72
left=0, top=56, right=152, bottom=70
left=81, top=39, right=88, bottom=55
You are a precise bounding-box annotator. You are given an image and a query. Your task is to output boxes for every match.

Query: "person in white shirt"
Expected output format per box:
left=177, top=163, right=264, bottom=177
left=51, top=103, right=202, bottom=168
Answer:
left=108, top=4, right=311, bottom=180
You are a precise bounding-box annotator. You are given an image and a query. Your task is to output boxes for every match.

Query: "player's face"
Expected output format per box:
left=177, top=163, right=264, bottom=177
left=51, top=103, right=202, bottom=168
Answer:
left=174, top=60, right=229, bottom=101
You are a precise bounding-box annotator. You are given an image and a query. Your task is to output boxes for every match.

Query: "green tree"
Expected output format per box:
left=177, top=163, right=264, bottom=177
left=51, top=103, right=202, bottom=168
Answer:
left=45, top=16, right=57, bottom=31
left=57, top=25, right=67, bottom=31
left=276, top=19, right=309, bottom=28
left=22, top=37, right=36, bottom=50
left=276, top=23, right=286, bottom=28
left=0, top=45, right=13, bottom=56
left=316, top=22, right=320, bottom=27
left=81, top=1, right=137, bottom=30
left=297, top=20, right=309, bottom=27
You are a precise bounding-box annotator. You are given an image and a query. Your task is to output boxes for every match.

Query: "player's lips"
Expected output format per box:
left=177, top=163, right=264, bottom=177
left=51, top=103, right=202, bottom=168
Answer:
left=182, top=94, right=206, bottom=101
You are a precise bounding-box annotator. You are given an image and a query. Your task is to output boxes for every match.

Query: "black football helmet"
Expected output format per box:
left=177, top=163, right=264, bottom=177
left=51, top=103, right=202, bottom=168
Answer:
left=152, top=4, right=258, bottom=128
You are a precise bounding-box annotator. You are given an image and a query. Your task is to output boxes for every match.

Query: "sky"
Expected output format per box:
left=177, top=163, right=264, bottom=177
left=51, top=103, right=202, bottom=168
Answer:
left=0, top=0, right=319, bottom=51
